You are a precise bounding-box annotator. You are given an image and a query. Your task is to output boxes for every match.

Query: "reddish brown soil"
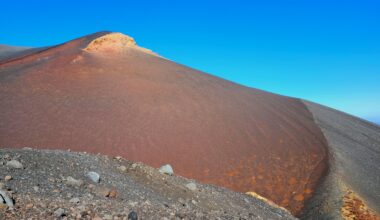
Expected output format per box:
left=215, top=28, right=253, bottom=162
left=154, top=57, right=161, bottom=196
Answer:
left=341, top=190, right=379, bottom=220
left=0, top=32, right=329, bottom=215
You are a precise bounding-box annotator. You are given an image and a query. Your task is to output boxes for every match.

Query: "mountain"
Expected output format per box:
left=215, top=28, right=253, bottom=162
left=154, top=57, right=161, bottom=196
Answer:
left=1, top=32, right=379, bottom=219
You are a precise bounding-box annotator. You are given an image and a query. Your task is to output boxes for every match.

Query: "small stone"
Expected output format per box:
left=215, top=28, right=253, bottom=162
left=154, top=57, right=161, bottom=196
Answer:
left=54, top=208, right=66, bottom=217
left=66, top=176, right=83, bottom=187
left=87, top=171, right=100, bottom=183
left=86, top=193, right=94, bottom=199
left=114, top=156, right=122, bottom=160
left=97, top=188, right=111, bottom=197
left=0, top=203, right=8, bottom=213
left=118, top=165, right=127, bottom=172
left=33, top=186, right=39, bottom=192
left=0, top=189, right=13, bottom=207
left=159, top=164, right=174, bottom=175
left=26, top=203, right=34, bottom=209
left=77, top=205, right=86, bottom=211
left=92, top=216, right=103, bottom=220
left=175, top=213, right=186, bottom=219
left=0, top=203, right=7, bottom=210
left=6, top=160, right=23, bottom=169
left=128, top=201, right=138, bottom=207
left=195, top=212, right=204, bottom=218
left=143, top=200, right=151, bottom=206
left=69, top=197, right=80, bottom=204
left=185, top=182, right=197, bottom=191
left=131, top=163, right=137, bottom=169
left=109, top=189, right=118, bottom=198
left=128, top=211, right=138, bottom=220
left=104, top=214, right=113, bottom=220
left=178, top=197, right=185, bottom=204
left=4, top=175, right=12, bottom=181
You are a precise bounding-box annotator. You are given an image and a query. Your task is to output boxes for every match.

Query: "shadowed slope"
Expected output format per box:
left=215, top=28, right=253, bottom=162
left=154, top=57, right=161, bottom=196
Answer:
left=302, top=101, right=380, bottom=219
left=0, top=32, right=328, bottom=215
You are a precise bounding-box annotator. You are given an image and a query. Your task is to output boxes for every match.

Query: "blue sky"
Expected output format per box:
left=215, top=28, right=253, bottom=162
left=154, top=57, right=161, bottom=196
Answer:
left=1, top=0, right=379, bottom=124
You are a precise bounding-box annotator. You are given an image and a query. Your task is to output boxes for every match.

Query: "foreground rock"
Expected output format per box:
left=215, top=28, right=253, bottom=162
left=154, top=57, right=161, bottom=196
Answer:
left=0, top=148, right=295, bottom=219
left=159, top=164, right=174, bottom=176
left=87, top=171, right=100, bottom=183
left=6, top=160, right=23, bottom=169
left=0, top=190, right=13, bottom=207
left=66, top=176, right=84, bottom=187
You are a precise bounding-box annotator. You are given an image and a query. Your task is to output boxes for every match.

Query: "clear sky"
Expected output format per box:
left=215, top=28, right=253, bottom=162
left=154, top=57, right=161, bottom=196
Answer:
left=1, top=0, right=379, bottom=124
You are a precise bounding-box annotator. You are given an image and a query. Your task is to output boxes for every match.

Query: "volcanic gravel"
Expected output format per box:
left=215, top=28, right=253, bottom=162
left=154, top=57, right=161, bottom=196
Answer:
left=0, top=148, right=296, bottom=219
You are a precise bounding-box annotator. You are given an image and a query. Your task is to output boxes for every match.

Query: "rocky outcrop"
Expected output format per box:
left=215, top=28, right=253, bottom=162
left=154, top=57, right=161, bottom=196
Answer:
left=83, top=32, right=158, bottom=56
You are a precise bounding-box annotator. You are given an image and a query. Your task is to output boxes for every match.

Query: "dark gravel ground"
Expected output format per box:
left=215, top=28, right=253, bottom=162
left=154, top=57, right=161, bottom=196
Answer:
left=302, top=100, right=380, bottom=219
left=0, top=148, right=296, bottom=220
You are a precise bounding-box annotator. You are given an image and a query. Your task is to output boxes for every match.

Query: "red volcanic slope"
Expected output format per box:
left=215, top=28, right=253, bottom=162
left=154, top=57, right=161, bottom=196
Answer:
left=0, top=32, right=328, bottom=215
